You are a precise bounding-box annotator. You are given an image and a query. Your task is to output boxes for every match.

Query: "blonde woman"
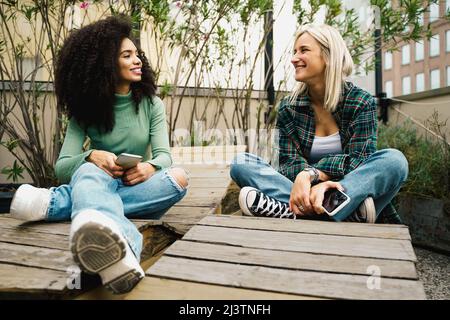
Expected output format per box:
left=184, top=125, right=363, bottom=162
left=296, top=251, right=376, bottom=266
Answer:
left=231, top=24, right=408, bottom=223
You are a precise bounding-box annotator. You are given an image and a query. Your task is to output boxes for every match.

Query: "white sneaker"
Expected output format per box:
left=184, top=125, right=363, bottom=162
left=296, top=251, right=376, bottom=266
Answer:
left=238, top=186, right=296, bottom=219
left=10, top=184, right=51, bottom=221
left=70, top=210, right=144, bottom=294
left=100, top=244, right=145, bottom=294
left=345, top=197, right=376, bottom=223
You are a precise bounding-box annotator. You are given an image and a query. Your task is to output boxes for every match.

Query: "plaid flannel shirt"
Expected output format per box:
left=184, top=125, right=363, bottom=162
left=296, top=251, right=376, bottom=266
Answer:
left=276, top=82, right=401, bottom=222
left=277, top=82, right=378, bottom=180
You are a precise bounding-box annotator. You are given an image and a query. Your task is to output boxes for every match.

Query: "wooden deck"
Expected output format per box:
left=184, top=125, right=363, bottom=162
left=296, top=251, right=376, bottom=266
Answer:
left=133, top=215, right=426, bottom=300
left=0, top=158, right=236, bottom=299
left=0, top=146, right=426, bottom=299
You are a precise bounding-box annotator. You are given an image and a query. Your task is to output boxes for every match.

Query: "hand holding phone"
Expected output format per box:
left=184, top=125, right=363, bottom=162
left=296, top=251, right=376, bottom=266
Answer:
left=115, top=153, right=143, bottom=170
left=322, top=189, right=351, bottom=216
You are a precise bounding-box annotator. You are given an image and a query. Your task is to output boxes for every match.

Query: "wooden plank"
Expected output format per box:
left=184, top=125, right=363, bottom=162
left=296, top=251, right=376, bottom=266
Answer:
left=175, top=196, right=224, bottom=207
left=163, top=206, right=214, bottom=220
left=197, top=215, right=411, bottom=240
left=0, top=242, right=74, bottom=272
left=0, top=263, right=69, bottom=294
left=0, top=220, right=159, bottom=248
left=187, top=179, right=231, bottom=189
left=0, top=228, right=69, bottom=250
left=0, top=216, right=71, bottom=235
left=146, top=256, right=426, bottom=300
left=126, top=276, right=323, bottom=300
left=183, top=225, right=417, bottom=261
left=180, top=189, right=226, bottom=199
left=0, top=216, right=160, bottom=235
left=161, top=206, right=215, bottom=235
left=165, top=240, right=418, bottom=280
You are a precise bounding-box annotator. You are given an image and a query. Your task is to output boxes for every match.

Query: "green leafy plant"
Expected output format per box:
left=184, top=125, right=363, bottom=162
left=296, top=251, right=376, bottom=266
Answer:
left=1, top=160, right=24, bottom=183
left=377, top=118, right=450, bottom=207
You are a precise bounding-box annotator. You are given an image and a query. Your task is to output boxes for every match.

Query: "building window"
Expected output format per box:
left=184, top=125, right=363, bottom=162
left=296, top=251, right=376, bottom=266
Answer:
left=429, top=2, right=440, bottom=23
left=430, top=69, right=440, bottom=89
left=429, top=34, right=440, bottom=57
left=447, top=0, right=450, bottom=15
left=446, top=30, right=450, bottom=52
left=384, top=51, right=392, bottom=70
left=401, top=45, right=410, bottom=65
left=415, top=40, right=424, bottom=61
left=385, top=80, right=393, bottom=98
left=402, top=76, right=411, bottom=95
left=447, top=66, right=450, bottom=86
left=415, top=73, right=425, bottom=92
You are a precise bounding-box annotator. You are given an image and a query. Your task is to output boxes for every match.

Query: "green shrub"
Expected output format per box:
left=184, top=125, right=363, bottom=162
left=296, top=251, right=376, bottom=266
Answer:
left=377, top=121, right=450, bottom=204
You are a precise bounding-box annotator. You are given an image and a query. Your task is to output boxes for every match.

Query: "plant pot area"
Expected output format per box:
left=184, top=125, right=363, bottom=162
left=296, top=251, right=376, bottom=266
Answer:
left=398, top=195, right=450, bottom=255
left=0, top=183, right=21, bottom=214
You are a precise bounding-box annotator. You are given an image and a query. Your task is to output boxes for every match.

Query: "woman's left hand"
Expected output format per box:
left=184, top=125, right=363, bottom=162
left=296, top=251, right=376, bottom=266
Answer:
left=309, top=181, right=344, bottom=215
left=122, top=162, right=156, bottom=186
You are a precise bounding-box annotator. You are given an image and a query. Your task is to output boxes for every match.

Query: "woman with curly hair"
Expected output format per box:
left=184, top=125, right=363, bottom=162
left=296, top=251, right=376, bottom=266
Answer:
left=231, top=24, right=408, bottom=224
left=9, top=15, right=188, bottom=294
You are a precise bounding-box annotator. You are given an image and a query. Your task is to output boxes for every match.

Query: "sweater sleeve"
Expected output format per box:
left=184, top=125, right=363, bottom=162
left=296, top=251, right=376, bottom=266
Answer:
left=54, top=118, right=93, bottom=184
left=146, top=97, right=172, bottom=170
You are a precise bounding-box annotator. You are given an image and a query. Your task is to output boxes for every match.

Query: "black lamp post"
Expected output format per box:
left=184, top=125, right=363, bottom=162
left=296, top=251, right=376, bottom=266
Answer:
left=374, top=9, right=388, bottom=124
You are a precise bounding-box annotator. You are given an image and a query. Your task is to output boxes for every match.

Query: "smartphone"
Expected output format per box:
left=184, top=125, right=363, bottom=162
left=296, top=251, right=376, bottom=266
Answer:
left=115, top=153, right=143, bottom=170
left=322, top=189, right=351, bottom=216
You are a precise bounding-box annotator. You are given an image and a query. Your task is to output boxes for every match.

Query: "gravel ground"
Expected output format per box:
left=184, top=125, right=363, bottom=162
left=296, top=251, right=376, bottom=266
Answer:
left=414, top=247, right=450, bottom=300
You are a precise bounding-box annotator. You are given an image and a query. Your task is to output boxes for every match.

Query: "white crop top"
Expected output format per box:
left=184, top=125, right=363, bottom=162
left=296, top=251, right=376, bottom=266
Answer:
left=309, top=131, right=343, bottom=164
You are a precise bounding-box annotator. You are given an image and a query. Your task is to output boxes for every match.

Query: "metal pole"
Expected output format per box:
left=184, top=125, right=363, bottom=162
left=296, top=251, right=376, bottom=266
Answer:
left=374, top=9, right=388, bottom=123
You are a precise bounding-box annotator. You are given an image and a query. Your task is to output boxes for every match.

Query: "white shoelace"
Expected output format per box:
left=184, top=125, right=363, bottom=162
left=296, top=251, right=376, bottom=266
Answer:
left=253, top=193, right=296, bottom=219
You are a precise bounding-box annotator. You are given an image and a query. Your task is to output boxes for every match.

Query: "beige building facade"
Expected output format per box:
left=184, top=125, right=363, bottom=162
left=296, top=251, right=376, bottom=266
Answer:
left=383, top=1, right=450, bottom=97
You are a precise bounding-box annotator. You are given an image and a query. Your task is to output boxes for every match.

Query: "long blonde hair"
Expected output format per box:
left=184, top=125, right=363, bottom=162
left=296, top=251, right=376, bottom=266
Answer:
left=290, top=24, right=354, bottom=112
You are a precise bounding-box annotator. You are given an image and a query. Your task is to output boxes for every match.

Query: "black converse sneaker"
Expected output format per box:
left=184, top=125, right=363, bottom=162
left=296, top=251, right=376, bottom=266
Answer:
left=345, top=197, right=376, bottom=223
left=238, top=187, right=296, bottom=219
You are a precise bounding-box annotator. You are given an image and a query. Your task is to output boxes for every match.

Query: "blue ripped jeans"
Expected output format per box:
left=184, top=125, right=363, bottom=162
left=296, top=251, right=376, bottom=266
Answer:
left=46, top=163, right=187, bottom=259
left=230, top=149, right=408, bottom=222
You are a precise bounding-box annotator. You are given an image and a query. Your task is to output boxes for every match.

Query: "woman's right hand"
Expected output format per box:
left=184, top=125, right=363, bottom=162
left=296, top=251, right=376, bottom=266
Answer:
left=87, top=150, right=124, bottom=178
left=289, top=171, right=314, bottom=216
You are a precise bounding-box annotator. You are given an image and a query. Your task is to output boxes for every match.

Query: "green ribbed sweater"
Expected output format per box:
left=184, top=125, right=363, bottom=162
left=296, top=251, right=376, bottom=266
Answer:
left=55, top=93, right=172, bottom=184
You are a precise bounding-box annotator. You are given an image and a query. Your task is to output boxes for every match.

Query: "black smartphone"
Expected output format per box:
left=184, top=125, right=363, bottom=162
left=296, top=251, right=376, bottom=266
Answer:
left=115, top=153, right=143, bottom=170
left=322, top=189, right=351, bottom=216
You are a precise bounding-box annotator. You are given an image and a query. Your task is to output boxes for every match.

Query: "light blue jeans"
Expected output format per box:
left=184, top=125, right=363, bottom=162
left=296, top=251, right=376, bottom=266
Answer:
left=230, top=149, right=408, bottom=221
left=46, top=162, right=187, bottom=259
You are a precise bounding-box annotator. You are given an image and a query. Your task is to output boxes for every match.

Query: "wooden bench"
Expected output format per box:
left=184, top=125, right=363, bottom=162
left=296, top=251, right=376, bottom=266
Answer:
left=131, top=215, right=426, bottom=300
left=0, top=145, right=426, bottom=299
left=0, top=146, right=246, bottom=299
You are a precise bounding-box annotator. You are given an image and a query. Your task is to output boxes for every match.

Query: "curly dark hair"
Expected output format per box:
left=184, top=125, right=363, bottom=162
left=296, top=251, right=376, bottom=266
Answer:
left=55, top=15, right=157, bottom=133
